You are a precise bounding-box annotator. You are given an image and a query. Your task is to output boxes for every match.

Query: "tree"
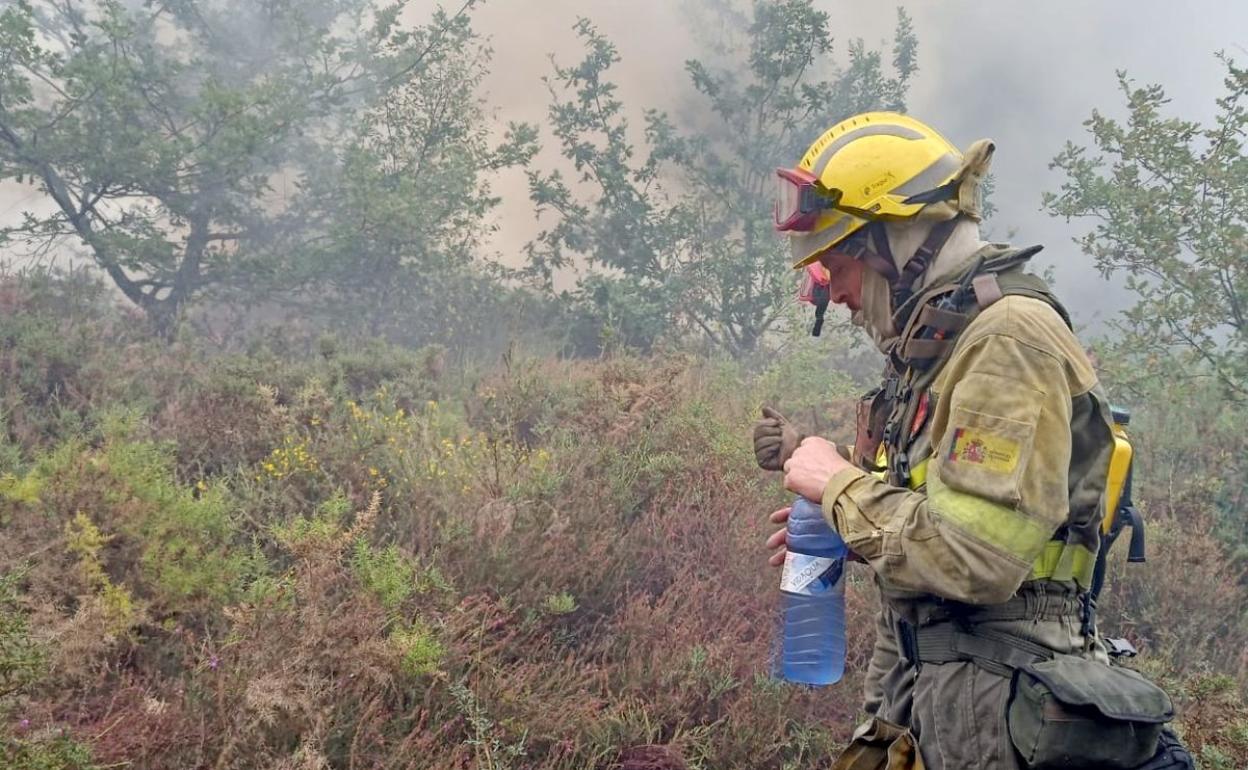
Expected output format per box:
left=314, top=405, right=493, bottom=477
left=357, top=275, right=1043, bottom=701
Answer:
left=523, top=1, right=917, bottom=357
left=1046, top=55, right=1248, bottom=553
left=0, top=0, right=483, bottom=336
left=1045, top=55, right=1247, bottom=400
left=286, top=11, right=537, bottom=349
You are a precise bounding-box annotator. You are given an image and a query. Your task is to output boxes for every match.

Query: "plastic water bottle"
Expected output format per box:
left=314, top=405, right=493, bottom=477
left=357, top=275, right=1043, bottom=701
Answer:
left=779, top=496, right=847, bottom=686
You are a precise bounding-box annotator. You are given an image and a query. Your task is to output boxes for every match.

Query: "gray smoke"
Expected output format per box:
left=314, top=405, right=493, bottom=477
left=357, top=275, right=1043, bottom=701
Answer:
left=4, top=0, right=1245, bottom=329
left=473, top=0, right=1248, bottom=328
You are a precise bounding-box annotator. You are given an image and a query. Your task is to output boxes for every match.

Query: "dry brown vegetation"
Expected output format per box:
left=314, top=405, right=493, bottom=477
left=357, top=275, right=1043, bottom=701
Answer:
left=1, top=272, right=1246, bottom=769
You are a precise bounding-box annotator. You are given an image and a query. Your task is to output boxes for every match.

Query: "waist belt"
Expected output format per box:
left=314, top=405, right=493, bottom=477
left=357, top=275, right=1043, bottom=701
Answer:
left=912, top=624, right=1054, bottom=676
left=896, top=589, right=1083, bottom=677
left=910, top=587, right=1082, bottom=626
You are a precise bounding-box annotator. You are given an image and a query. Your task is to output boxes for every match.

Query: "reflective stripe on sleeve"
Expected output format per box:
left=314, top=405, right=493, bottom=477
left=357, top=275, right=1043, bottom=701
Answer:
left=927, top=470, right=1054, bottom=562
left=1028, top=540, right=1096, bottom=587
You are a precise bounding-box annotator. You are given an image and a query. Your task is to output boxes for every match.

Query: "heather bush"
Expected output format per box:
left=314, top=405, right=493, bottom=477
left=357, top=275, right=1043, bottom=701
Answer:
left=0, top=271, right=1244, bottom=768
left=0, top=569, right=45, bottom=699
left=0, top=268, right=125, bottom=456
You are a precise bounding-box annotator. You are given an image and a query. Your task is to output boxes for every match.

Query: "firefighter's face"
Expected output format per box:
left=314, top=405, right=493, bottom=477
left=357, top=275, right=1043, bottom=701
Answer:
left=818, top=250, right=865, bottom=313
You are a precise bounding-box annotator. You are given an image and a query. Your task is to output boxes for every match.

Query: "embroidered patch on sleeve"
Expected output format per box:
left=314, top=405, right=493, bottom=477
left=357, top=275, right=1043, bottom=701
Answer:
left=946, top=427, right=1021, bottom=473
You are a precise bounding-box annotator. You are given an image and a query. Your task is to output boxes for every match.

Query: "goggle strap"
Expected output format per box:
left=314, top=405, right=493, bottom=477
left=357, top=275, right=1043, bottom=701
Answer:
left=901, top=179, right=960, bottom=206
left=811, top=296, right=828, bottom=337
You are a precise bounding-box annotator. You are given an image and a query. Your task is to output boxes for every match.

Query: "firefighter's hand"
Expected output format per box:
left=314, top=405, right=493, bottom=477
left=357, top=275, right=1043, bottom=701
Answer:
left=768, top=504, right=864, bottom=566
left=753, top=407, right=804, bottom=471
left=765, top=506, right=790, bottom=567
left=782, top=437, right=852, bottom=503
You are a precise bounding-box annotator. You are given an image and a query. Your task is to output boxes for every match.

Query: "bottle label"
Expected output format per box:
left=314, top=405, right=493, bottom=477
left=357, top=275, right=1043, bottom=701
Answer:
left=780, top=551, right=841, bottom=596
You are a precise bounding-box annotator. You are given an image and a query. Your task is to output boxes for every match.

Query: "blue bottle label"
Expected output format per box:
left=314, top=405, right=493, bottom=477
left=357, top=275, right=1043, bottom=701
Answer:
left=780, top=551, right=841, bottom=596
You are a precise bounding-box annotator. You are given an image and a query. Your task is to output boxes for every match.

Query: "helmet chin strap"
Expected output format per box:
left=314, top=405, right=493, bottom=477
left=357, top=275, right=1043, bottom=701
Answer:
left=860, top=222, right=900, bottom=285
left=860, top=216, right=964, bottom=311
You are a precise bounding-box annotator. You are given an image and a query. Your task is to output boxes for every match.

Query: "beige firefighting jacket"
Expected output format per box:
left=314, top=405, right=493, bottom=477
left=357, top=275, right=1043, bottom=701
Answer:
left=821, top=291, right=1116, bottom=606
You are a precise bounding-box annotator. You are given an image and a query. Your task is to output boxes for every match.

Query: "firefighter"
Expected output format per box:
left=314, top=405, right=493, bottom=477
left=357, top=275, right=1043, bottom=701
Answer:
left=756, top=113, right=1188, bottom=770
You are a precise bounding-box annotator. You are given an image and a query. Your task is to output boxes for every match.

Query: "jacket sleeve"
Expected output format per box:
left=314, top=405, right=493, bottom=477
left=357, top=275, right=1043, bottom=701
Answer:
left=821, top=300, right=1087, bottom=604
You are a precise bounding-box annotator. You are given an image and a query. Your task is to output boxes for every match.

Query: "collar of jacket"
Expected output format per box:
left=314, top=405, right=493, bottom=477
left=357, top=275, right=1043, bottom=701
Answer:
left=887, top=243, right=1044, bottom=356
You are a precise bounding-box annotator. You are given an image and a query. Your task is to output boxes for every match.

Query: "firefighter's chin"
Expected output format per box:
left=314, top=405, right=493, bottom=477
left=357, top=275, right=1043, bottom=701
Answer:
left=852, top=307, right=900, bottom=354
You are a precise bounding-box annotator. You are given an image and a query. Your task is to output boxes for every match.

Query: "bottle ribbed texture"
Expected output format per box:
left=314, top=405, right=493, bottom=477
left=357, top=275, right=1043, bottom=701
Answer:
left=779, top=497, right=847, bottom=686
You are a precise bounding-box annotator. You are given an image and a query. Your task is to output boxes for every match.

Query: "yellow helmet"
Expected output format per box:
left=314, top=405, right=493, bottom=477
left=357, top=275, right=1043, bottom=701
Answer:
left=776, top=112, right=967, bottom=269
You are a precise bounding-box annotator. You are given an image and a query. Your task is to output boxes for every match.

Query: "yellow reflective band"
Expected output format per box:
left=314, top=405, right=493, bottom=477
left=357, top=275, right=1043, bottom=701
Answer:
left=807, top=123, right=926, bottom=177
left=869, top=452, right=927, bottom=488
left=927, top=471, right=1054, bottom=561
left=1028, top=541, right=1096, bottom=587
left=871, top=444, right=889, bottom=481
left=910, top=457, right=928, bottom=490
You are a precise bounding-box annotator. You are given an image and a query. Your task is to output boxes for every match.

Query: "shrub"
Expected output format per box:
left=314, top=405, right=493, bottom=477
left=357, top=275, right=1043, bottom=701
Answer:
left=0, top=277, right=1243, bottom=767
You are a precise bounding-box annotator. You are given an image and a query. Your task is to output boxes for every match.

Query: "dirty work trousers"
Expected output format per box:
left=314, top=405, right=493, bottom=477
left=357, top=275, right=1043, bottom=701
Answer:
left=847, top=584, right=1098, bottom=770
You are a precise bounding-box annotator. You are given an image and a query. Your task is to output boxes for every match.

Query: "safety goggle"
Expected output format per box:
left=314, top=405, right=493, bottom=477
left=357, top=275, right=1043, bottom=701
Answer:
left=773, top=167, right=840, bottom=232
left=797, top=262, right=831, bottom=305
left=797, top=262, right=833, bottom=337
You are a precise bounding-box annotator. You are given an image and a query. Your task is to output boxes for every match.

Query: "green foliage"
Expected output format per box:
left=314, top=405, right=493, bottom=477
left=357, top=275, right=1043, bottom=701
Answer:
left=0, top=1, right=500, bottom=335
left=1200, top=745, right=1236, bottom=770
left=390, top=619, right=445, bottom=677
left=0, top=731, right=97, bottom=770
left=0, top=569, right=46, bottom=698
left=1045, top=55, right=1247, bottom=400
left=0, top=268, right=124, bottom=453
left=351, top=540, right=415, bottom=612
left=275, top=491, right=351, bottom=548
left=0, top=470, right=41, bottom=506
left=1048, top=57, right=1248, bottom=545
left=541, top=591, right=578, bottom=616
left=63, top=513, right=142, bottom=640
left=64, top=513, right=114, bottom=591
left=291, top=7, right=541, bottom=352
left=523, top=2, right=916, bottom=357
left=97, top=436, right=249, bottom=609
left=14, top=419, right=250, bottom=618
left=450, top=679, right=529, bottom=770
left=752, top=327, right=870, bottom=415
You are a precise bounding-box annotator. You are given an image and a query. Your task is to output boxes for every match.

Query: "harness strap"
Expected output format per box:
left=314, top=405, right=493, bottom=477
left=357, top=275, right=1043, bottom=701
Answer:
left=972, top=273, right=1004, bottom=307
left=891, top=216, right=962, bottom=309
left=880, top=246, right=1067, bottom=488
left=901, top=337, right=954, bottom=362
left=862, top=222, right=901, bottom=283
left=916, top=303, right=970, bottom=334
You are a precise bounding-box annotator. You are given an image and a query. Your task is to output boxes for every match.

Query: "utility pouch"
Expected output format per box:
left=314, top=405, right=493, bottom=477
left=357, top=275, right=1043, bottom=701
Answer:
left=853, top=387, right=890, bottom=471
left=831, top=716, right=925, bottom=770
left=1008, top=655, right=1174, bottom=770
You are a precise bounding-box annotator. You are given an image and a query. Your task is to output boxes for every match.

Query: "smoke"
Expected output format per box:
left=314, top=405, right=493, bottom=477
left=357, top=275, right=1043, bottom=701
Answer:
left=4, top=0, right=1245, bottom=327
left=892, top=0, right=1248, bottom=327
left=472, top=0, right=1248, bottom=326
left=468, top=0, right=701, bottom=277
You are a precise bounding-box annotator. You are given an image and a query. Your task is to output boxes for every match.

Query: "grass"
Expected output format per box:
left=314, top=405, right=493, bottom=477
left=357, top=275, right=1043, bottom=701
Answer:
left=0, top=271, right=1245, bottom=768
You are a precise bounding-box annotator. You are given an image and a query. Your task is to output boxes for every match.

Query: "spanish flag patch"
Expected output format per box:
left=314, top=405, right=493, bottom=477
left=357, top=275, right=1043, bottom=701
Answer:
left=947, top=427, right=1020, bottom=473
